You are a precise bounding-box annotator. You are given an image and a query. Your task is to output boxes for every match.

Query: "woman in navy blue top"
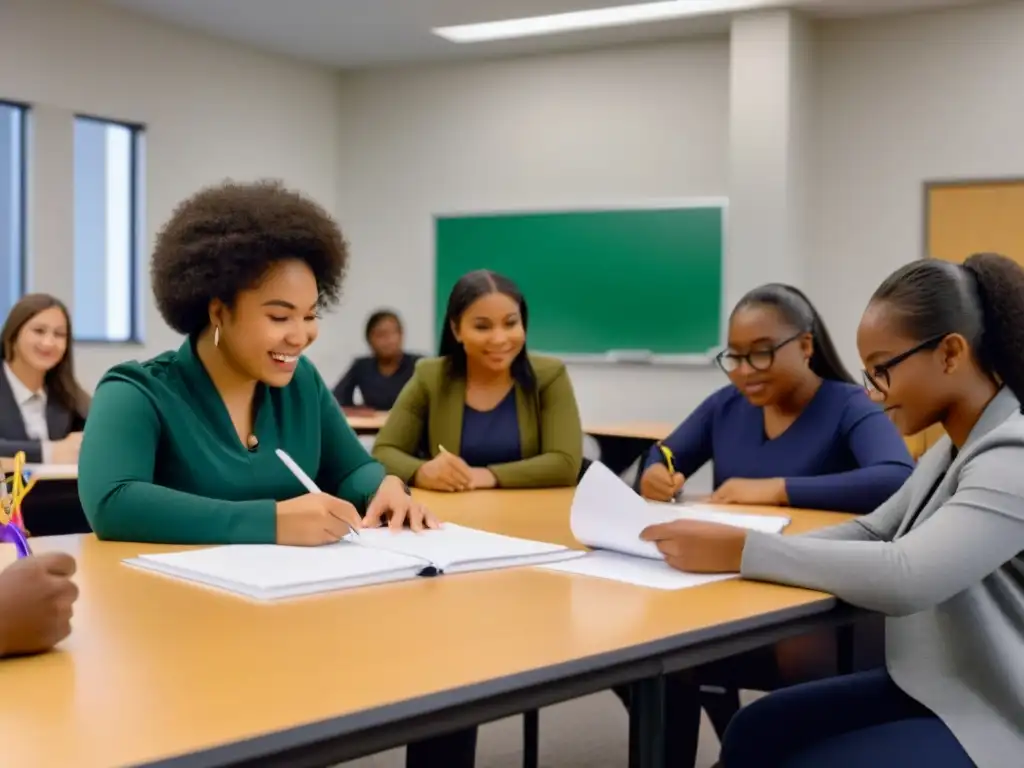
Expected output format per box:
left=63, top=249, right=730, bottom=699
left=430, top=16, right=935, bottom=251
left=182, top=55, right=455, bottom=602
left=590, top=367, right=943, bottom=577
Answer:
left=640, top=284, right=913, bottom=512
left=626, top=284, right=915, bottom=768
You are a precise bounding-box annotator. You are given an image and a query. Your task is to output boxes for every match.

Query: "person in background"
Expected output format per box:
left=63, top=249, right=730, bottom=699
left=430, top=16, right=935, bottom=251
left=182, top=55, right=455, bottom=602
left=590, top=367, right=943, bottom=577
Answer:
left=333, top=310, right=421, bottom=412
left=627, top=283, right=915, bottom=767
left=0, top=294, right=90, bottom=464
left=374, top=269, right=583, bottom=495
left=644, top=253, right=1024, bottom=768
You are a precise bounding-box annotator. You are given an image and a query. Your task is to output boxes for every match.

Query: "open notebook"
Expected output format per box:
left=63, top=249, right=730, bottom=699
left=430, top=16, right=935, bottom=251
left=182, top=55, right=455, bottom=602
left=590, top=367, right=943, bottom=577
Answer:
left=125, top=524, right=583, bottom=601
left=542, top=462, right=790, bottom=590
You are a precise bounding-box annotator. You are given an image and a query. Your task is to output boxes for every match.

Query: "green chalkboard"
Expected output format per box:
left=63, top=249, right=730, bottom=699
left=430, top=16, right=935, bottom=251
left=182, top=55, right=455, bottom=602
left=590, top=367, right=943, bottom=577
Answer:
left=434, top=204, right=725, bottom=358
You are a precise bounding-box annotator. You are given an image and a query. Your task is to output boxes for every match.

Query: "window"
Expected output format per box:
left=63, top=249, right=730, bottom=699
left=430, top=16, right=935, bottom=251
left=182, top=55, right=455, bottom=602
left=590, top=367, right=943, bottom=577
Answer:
left=0, top=101, right=26, bottom=321
left=73, top=115, right=144, bottom=342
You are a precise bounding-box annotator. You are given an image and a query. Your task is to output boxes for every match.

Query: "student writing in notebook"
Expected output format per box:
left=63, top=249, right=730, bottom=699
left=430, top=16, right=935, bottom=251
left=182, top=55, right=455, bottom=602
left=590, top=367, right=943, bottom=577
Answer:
left=373, top=270, right=583, bottom=494
left=332, top=309, right=421, bottom=412
left=77, top=181, right=434, bottom=546
left=77, top=180, right=456, bottom=767
left=628, top=284, right=915, bottom=767
left=644, top=253, right=1024, bottom=767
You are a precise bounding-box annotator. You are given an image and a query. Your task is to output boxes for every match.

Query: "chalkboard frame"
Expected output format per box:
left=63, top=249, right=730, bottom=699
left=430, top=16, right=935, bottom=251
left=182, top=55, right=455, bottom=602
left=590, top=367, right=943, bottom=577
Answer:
left=432, top=198, right=729, bottom=367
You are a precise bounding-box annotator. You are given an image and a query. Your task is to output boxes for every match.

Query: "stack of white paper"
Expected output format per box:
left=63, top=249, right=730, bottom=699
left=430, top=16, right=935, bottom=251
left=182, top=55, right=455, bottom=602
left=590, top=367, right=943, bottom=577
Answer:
left=542, top=462, right=790, bottom=590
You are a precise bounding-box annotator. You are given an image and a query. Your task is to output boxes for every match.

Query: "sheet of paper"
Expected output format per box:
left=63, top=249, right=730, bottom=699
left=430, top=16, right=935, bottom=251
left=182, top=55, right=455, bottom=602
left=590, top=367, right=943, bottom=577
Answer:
left=355, top=523, right=574, bottom=570
left=570, top=462, right=791, bottom=560
left=647, top=502, right=791, bottom=534
left=570, top=461, right=677, bottom=559
left=542, top=550, right=737, bottom=590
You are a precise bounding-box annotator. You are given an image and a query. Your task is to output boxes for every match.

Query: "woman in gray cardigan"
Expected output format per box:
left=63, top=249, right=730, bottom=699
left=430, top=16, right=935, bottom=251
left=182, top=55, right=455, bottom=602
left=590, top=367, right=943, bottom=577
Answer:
left=643, top=252, right=1024, bottom=767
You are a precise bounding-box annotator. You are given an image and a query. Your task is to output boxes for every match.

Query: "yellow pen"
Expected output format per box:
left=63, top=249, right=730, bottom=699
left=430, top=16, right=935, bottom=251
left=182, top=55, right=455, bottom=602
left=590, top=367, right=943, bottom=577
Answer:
left=658, top=444, right=680, bottom=503
left=659, top=444, right=676, bottom=475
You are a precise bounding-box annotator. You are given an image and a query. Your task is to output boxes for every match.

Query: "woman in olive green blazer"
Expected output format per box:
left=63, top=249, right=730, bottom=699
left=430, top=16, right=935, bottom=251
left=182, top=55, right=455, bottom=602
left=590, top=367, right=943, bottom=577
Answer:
left=373, top=270, right=583, bottom=493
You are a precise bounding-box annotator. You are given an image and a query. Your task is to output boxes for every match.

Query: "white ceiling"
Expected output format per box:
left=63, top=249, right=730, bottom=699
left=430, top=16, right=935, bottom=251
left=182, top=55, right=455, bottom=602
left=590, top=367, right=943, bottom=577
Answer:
left=101, top=0, right=994, bottom=69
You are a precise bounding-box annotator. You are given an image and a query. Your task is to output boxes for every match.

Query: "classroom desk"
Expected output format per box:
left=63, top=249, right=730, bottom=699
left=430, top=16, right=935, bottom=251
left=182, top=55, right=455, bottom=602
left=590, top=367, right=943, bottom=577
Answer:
left=0, top=490, right=859, bottom=768
left=584, top=421, right=674, bottom=477
left=0, top=458, right=88, bottom=536
left=343, top=409, right=389, bottom=434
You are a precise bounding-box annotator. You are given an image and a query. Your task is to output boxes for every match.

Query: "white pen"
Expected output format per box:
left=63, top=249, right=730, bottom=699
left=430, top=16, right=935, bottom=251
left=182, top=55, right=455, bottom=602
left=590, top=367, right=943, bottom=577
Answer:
left=275, top=448, right=360, bottom=538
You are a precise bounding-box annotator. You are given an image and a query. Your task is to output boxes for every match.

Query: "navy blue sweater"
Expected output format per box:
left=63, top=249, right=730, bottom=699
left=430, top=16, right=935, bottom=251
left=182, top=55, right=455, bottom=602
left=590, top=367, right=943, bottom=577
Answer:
left=646, top=380, right=915, bottom=514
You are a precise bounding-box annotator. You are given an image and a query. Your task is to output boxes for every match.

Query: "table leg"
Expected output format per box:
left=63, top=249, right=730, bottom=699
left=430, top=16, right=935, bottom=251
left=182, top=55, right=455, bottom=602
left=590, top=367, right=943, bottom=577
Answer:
left=836, top=623, right=855, bottom=675
left=522, top=709, right=539, bottom=768
left=628, top=675, right=665, bottom=768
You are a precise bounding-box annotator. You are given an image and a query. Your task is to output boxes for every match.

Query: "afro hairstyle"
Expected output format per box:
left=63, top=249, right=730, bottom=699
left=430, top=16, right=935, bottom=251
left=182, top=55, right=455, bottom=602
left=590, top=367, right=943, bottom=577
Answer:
left=150, top=179, right=349, bottom=336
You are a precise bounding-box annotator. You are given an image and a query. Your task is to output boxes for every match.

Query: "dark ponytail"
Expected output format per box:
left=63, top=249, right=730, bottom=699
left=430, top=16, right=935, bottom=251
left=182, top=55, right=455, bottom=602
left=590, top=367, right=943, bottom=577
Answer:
left=733, top=283, right=854, bottom=384
left=872, top=253, right=1024, bottom=405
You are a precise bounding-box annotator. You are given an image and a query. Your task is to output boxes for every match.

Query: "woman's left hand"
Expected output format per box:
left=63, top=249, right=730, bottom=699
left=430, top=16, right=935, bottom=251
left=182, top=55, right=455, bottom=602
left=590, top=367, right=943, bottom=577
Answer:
left=640, top=520, right=747, bottom=573
left=468, top=468, right=498, bottom=490
left=709, top=477, right=788, bottom=506
left=363, top=477, right=440, bottom=532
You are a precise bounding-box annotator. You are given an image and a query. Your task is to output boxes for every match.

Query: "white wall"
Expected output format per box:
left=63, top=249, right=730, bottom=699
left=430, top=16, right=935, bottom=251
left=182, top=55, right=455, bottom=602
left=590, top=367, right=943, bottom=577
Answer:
left=333, top=40, right=732, bottom=424
left=0, top=0, right=343, bottom=388
left=333, top=0, right=1024, bottom=425
left=809, top=0, right=1024, bottom=369
left=6, top=0, right=1022, bottom=431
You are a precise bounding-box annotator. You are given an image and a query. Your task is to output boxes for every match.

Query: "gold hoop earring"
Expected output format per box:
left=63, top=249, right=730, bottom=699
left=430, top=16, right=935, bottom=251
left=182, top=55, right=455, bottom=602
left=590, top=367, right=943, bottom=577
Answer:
left=214, top=326, right=221, bottom=347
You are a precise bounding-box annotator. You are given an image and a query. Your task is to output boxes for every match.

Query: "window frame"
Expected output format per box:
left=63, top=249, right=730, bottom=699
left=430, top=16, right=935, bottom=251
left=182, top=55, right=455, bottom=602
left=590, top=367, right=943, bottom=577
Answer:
left=73, top=112, right=146, bottom=345
left=0, top=99, right=29, bottom=309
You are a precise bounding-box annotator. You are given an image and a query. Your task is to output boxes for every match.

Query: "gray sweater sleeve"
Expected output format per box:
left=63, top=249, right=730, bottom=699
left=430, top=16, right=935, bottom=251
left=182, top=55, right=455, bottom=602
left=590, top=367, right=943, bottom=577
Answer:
left=798, top=468, right=915, bottom=542
left=742, top=444, right=1024, bottom=616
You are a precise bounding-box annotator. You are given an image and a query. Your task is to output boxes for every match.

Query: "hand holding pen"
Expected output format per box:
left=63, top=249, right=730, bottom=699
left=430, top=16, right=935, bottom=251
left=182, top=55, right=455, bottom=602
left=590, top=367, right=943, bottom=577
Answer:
left=273, top=449, right=363, bottom=546
left=412, top=445, right=473, bottom=492
left=639, top=444, right=685, bottom=503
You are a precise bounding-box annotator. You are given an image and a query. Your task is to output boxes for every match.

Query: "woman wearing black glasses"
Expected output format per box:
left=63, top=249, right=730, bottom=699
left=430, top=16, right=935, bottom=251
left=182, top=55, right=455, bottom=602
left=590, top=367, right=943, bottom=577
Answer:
left=627, top=283, right=914, bottom=768
left=639, top=283, right=913, bottom=512
left=641, top=254, right=1024, bottom=768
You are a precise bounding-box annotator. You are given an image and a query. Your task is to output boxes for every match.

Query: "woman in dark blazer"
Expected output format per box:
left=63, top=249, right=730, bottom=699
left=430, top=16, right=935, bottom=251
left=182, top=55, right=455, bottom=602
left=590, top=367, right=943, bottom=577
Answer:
left=333, top=310, right=421, bottom=412
left=0, top=294, right=90, bottom=464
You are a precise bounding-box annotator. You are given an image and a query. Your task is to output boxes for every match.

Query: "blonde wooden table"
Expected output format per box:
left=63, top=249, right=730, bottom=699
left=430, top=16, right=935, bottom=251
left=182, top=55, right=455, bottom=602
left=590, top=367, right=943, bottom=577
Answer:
left=584, top=421, right=675, bottom=478
left=0, top=489, right=855, bottom=768
left=584, top=422, right=674, bottom=442
left=344, top=409, right=389, bottom=433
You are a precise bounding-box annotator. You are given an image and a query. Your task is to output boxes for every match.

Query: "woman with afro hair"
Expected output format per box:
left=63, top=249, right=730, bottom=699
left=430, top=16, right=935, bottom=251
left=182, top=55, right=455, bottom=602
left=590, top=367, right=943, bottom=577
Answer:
left=78, top=180, right=436, bottom=548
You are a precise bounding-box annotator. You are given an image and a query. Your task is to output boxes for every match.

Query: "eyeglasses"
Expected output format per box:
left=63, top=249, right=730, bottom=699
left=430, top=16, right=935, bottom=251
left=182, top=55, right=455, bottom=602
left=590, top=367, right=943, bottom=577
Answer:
left=716, top=332, right=803, bottom=374
left=861, top=334, right=948, bottom=394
